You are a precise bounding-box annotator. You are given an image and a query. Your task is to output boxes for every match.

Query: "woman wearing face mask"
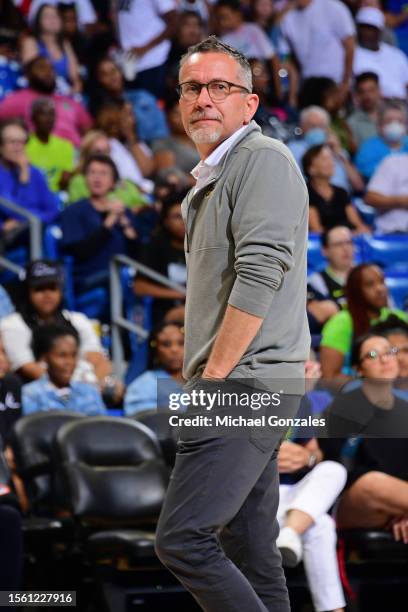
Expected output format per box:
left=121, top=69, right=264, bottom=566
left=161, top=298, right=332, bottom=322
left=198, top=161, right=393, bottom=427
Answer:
left=319, top=334, right=408, bottom=543
left=302, top=144, right=370, bottom=234
left=320, top=264, right=408, bottom=378
left=355, top=102, right=408, bottom=180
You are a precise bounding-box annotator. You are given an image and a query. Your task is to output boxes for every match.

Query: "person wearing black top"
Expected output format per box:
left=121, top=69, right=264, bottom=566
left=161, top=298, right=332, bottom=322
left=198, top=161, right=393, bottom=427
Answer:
left=319, top=333, right=408, bottom=543
left=134, top=190, right=187, bottom=325
left=308, top=226, right=355, bottom=308
left=0, top=338, right=21, bottom=447
left=302, top=144, right=369, bottom=234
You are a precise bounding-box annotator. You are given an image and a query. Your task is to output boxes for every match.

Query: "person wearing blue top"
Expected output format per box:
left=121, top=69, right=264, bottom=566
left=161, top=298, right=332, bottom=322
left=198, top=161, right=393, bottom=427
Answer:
left=60, top=153, right=140, bottom=292
left=354, top=101, right=408, bottom=179
left=21, top=4, right=82, bottom=95
left=22, top=322, right=106, bottom=416
left=124, top=320, right=184, bottom=416
left=0, top=119, right=59, bottom=249
left=0, top=285, right=14, bottom=320
left=386, top=0, right=408, bottom=56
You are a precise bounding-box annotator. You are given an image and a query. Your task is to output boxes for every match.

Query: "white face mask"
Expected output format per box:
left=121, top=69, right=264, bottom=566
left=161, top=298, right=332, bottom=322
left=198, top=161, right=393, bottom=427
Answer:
left=383, top=121, right=406, bottom=143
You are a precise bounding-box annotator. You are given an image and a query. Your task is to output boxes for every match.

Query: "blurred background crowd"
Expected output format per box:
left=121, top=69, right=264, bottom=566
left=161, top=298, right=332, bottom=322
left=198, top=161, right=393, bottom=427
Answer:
left=0, top=0, right=407, bottom=610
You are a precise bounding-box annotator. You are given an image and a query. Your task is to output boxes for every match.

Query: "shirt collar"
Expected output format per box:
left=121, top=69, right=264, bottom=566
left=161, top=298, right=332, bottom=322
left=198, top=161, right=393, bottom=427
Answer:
left=42, top=373, right=72, bottom=397
left=191, top=124, right=248, bottom=180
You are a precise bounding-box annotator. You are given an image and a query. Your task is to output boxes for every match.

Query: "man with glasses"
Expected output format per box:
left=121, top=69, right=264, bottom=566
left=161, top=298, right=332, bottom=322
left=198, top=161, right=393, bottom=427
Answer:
left=155, top=36, right=310, bottom=611
left=308, top=226, right=355, bottom=308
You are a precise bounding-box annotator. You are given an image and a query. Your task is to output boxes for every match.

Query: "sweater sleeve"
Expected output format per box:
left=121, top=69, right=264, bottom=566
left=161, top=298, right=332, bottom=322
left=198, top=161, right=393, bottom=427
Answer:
left=228, top=147, right=308, bottom=318
left=62, top=226, right=112, bottom=261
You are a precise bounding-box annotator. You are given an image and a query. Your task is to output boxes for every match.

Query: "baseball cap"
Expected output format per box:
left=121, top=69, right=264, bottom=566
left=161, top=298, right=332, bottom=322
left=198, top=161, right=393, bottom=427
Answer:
left=355, top=7, right=385, bottom=30
left=25, top=260, right=64, bottom=288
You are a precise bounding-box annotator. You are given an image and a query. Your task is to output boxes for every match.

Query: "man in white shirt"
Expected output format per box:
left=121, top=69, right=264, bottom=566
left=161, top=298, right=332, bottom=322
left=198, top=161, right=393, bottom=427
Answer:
left=280, top=0, right=355, bottom=103
left=115, top=0, right=177, bottom=98
left=365, top=154, right=408, bottom=233
left=353, top=7, right=408, bottom=100
left=216, top=0, right=281, bottom=100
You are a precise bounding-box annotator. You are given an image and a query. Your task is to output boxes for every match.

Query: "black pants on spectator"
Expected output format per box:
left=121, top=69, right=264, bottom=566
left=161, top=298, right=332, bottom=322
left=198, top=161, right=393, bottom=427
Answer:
left=155, top=429, right=291, bottom=611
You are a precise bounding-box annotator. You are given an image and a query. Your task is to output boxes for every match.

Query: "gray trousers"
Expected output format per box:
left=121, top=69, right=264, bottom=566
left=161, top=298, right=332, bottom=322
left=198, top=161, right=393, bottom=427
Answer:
left=155, top=430, right=291, bottom=611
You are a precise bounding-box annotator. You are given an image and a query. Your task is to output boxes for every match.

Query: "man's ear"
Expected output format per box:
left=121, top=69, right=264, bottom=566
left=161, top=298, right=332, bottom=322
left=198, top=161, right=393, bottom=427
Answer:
left=244, top=93, right=259, bottom=124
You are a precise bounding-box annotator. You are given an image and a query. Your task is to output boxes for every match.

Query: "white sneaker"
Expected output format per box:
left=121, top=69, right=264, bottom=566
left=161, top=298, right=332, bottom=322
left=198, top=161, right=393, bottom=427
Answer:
left=277, top=526, right=303, bottom=567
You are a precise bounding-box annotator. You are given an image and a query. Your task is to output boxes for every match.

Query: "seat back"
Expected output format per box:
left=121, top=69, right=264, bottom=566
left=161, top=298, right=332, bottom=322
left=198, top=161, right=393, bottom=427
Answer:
left=385, top=275, right=408, bottom=310
left=361, top=234, right=408, bottom=270
left=132, top=410, right=179, bottom=467
left=55, top=417, right=169, bottom=524
left=11, top=411, right=84, bottom=511
left=307, top=233, right=325, bottom=274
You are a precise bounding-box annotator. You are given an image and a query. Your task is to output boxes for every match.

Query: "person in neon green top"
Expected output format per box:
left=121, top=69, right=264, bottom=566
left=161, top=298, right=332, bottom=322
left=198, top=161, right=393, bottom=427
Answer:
left=321, top=264, right=408, bottom=377
left=66, top=130, right=146, bottom=208
left=26, top=98, right=74, bottom=192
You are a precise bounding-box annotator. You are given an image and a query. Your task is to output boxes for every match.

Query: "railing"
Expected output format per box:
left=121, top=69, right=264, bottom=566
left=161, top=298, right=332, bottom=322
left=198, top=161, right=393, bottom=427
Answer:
left=0, top=196, right=42, bottom=260
left=110, top=254, right=186, bottom=377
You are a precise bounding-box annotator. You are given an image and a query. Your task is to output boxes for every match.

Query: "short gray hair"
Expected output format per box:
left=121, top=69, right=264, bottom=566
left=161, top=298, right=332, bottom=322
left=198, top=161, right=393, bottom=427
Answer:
left=300, top=106, right=330, bottom=128
left=379, top=100, right=407, bottom=125
left=179, top=35, right=253, bottom=92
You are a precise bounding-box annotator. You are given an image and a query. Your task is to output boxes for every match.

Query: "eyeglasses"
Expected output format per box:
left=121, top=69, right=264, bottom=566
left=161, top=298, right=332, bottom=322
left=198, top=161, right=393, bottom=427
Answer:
left=3, top=138, right=27, bottom=145
left=177, top=80, right=251, bottom=102
left=360, top=347, right=399, bottom=362
left=328, top=240, right=353, bottom=248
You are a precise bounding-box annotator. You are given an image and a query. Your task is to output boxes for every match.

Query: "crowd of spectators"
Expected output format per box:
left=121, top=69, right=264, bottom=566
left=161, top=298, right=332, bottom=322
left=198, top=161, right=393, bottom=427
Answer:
left=0, top=0, right=407, bottom=608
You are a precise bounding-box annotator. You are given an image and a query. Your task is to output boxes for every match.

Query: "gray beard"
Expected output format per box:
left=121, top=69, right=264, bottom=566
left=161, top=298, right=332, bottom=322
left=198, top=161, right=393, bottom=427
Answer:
left=189, top=126, right=223, bottom=144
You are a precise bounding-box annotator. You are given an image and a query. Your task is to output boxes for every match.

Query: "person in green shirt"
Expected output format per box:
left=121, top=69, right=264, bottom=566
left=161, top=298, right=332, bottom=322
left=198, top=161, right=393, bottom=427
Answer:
left=320, top=263, right=408, bottom=378
left=66, top=130, right=147, bottom=208
left=26, top=97, right=74, bottom=192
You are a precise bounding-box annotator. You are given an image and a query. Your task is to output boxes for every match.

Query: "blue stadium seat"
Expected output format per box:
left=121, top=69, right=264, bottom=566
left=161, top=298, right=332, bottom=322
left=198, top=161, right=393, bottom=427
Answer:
left=307, top=233, right=326, bottom=273
left=385, top=274, right=408, bottom=310
left=43, top=224, right=108, bottom=318
left=353, top=197, right=377, bottom=227
left=122, top=265, right=153, bottom=385
left=360, top=234, right=408, bottom=270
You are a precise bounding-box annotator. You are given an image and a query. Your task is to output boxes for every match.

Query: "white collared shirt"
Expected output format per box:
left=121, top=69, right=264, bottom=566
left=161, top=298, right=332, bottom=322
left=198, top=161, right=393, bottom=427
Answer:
left=191, top=125, right=248, bottom=194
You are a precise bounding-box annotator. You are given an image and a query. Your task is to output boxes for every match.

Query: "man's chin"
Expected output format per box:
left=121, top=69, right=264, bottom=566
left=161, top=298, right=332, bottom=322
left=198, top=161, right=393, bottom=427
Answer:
left=189, top=127, right=223, bottom=144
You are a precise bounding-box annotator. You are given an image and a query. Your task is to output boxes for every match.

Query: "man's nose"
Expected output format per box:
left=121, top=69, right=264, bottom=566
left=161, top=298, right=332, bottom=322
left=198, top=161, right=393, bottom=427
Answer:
left=194, top=85, right=214, bottom=107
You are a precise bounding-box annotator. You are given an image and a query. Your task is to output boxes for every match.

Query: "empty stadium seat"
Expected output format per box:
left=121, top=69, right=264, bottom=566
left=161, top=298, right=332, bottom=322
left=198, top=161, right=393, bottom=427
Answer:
left=360, top=234, right=408, bottom=270
left=307, top=233, right=326, bottom=273
left=43, top=224, right=108, bottom=319
left=132, top=410, right=180, bottom=468
left=385, top=274, right=408, bottom=310
left=11, top=411, right=85, bottom=515
left=54, top=416, right=174, bottom=610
